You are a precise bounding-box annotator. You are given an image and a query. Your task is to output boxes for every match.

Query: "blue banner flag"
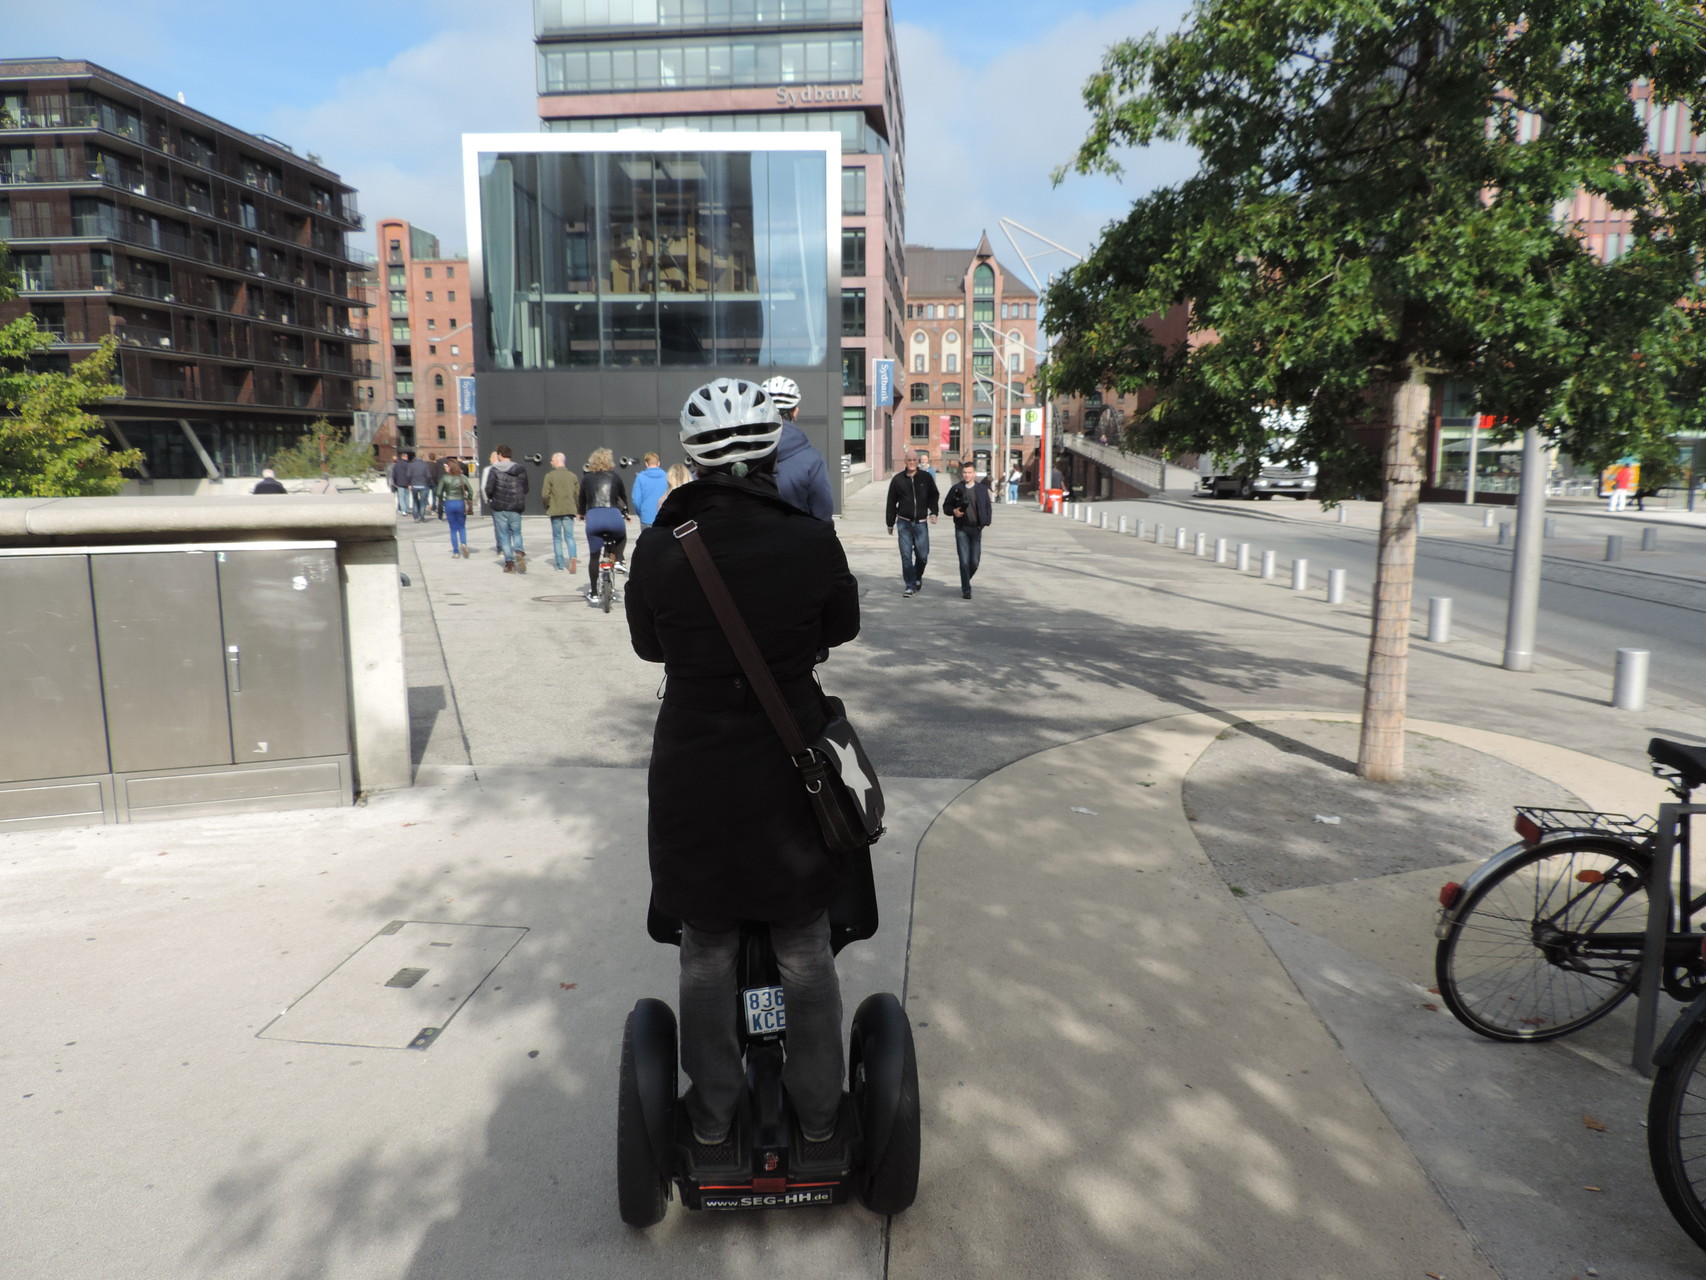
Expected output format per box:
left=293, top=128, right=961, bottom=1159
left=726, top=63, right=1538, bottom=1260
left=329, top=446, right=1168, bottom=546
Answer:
left=872, top=359, right=894, bottom=408
left=457, top=376, right=477, bottom=416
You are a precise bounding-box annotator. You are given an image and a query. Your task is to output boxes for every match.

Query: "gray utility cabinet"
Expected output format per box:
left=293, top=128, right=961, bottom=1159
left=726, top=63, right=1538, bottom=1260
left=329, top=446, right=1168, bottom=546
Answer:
left=0, top=541, right=352, bottom=829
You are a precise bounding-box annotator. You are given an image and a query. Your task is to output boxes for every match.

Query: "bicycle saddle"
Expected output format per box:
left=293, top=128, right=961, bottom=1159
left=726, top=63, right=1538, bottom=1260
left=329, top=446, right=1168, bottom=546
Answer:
left=1649, top=738, right=1706, bottom=792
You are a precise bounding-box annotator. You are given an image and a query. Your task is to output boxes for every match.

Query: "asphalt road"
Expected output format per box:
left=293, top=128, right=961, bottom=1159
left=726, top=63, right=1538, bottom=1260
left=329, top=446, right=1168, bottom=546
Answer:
left=1087, top=494, right=1706, bottom=700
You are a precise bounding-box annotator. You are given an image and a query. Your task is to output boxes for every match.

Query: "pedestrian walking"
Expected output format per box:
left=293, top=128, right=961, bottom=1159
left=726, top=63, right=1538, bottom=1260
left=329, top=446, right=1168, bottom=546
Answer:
left=625, top=376, right=860, bottom=1158
left=389, top=451, right=412, bottom=515
left=631, top=451, right=669, bottom=528
left=884, top=452, right=939, bottom=597
left=251, top=468, right=286, bottom=495
left=666, top=462, right=693, bottom=491
left=405, top=452, right=433, bottom=522
left=1609, top=462, right=1636, bottom=512
left=944, top=461, right=993, bottom=600
left=763, top=375, right=834, bottom=519
left=427, top=453, right=447, bottom=519
left=541, top=451, right=581, bottom=572
left=1006, top=463, right=1022, bottom=505
left=437, top=460, right=475, bottom=557
left=484, top=445, right=530, bottom=573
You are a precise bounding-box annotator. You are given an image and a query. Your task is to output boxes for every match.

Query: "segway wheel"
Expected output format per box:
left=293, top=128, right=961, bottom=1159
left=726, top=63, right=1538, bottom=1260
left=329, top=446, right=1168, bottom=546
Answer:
left=617, top=998, right=676, bottom=1227
left=850, top=992, right=920, bottom=1215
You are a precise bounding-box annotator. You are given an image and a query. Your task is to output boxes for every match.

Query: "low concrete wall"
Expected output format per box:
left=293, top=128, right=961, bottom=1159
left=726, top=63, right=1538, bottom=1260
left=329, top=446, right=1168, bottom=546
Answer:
left=0, top=495, right=410, bottom=796
left=118, top=477, right=389, bottom=499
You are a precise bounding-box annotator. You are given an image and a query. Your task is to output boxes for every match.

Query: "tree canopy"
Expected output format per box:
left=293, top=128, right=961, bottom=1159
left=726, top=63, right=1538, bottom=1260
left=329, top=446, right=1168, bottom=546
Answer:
left=268, top=418, right=376, bottom=483
left=1042, top=0, right=1706, bottom=778
left=0, top=244, right=137, bottom=497
left=1044, top=0, right=1706, bottom=489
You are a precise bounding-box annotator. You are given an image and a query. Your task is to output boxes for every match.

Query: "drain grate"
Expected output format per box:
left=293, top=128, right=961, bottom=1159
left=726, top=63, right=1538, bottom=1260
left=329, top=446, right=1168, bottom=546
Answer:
left=385, top=967, right=428, bottom=989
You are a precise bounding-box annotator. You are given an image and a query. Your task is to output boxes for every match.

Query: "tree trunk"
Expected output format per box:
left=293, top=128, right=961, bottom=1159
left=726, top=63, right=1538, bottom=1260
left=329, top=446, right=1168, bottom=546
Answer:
left=1356, top=360, right=1430, bottom=781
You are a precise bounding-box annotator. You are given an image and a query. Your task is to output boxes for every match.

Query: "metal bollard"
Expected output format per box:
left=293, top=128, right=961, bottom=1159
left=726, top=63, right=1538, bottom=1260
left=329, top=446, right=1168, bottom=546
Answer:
left=1498, top=521, right=1512, bottom=546
left=1427, top=596, right=1452, bottom=643
left=1154, top=522, right=1165, bottom=544
left=1193, top=532, right=1207, bottom=556
left=1214, top=537, right=1228, bottom=564
left=1099, top=512, right=1108, bottom=530
left=1327, top=568, right=1346, bottom=604
left=1643, top=527, right=1659, bottom=552
left=1337, top=507, right=1347, bottom=524
left=1174, top=527, right=1188, bottom=550
left=1483, top=509, right=1496, bottom=528
left=1134, top=519, right=1145, bottom=539
left=1606, top=534, right=1623, bottom=562
left=1544, top=517, right=1557, bottom=538
left=1417, top=511, right=1427, bottom=535
left=1291, top=558, right=1309, bottom=591
left=1261, top=549, right=1276, bottom=579
left=1118, top=516, right=1128, bottom=535
left=1612, top=648, right=1650, bottom=711
left=1236, top=542, right=1251, bottom=572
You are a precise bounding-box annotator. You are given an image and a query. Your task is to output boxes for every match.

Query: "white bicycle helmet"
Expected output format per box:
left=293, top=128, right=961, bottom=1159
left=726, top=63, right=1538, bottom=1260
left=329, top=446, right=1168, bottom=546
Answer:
left=679, top=378, right=783, bottom=470
left=760, top=375, right=802, bottom=411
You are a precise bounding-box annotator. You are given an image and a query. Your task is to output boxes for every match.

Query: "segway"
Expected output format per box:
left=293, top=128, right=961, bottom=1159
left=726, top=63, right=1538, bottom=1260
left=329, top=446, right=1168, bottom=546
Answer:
left=616, top=846, right=920, bottom=1224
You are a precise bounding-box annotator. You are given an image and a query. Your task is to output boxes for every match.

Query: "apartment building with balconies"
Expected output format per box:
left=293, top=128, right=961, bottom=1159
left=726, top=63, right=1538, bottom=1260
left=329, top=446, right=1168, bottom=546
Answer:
left=0, top=58, right=372, bottom=482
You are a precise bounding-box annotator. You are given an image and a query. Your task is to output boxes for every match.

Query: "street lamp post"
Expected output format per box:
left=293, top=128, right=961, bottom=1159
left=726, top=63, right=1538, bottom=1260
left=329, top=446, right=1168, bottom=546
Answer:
left=973, top=320, right=1051, bottom=503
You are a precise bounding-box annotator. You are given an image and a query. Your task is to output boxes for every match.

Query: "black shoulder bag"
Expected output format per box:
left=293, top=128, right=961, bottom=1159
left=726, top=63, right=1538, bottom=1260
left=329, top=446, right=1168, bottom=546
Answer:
left=672, top=519, right=884, bottom=855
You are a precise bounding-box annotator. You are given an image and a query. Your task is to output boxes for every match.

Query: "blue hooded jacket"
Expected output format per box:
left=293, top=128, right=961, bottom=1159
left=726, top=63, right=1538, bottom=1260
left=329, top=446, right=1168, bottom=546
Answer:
left=631, top=465, right=669, bottom=524
left=774, top=422, right=834, bottom=519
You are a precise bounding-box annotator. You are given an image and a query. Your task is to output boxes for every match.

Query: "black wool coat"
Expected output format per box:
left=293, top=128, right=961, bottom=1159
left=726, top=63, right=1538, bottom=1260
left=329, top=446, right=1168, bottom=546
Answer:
left=625, top=472, right=860, bottom=923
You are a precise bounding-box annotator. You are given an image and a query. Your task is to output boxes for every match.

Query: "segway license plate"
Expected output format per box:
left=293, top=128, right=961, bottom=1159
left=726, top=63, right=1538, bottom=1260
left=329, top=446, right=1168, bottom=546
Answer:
left=743, top=985, right=787, bottom=1036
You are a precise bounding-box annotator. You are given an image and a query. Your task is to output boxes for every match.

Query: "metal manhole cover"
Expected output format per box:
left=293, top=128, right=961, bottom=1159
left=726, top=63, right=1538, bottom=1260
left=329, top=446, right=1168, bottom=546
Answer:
left=259, top=921, right=527, bottom=1050
left=531, top=594, right=583, bottom=604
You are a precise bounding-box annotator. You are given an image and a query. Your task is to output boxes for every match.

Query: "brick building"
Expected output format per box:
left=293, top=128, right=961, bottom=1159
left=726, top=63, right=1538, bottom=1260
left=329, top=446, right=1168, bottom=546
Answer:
left=370, top=219, right=476, bottom=465
left=0, top=58, right=371, bottom=482
left=899, top=232, right=1037, bottom=477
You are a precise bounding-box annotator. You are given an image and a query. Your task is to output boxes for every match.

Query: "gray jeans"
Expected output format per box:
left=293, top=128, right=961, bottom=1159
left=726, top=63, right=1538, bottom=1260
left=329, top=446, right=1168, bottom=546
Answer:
left=679, top=911, right=843, bottom=1141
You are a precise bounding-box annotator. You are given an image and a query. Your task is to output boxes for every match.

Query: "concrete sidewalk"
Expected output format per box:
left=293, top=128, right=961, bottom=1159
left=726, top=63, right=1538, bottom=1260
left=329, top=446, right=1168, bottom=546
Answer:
left=5, top=482, right=1706, bottom=1277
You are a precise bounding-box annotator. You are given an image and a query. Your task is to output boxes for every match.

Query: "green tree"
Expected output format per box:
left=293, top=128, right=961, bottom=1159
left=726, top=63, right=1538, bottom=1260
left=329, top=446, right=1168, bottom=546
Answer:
left=1043, top=1, right=1706, bottom=779
left=1, top=243, right=138, bottom=496
left=268, top=418, right=376, bottom=484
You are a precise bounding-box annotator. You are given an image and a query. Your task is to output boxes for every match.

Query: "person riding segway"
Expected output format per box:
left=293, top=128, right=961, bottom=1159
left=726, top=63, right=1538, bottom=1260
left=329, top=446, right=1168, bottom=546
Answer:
left=617, top=377, right=919, bottom=1223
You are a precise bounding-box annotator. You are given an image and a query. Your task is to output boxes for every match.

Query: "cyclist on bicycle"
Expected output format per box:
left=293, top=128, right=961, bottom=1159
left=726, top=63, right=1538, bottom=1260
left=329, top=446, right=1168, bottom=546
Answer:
left=625, top=377, right=860, bottom=1155
left=579, top=447, right=631, bottom=603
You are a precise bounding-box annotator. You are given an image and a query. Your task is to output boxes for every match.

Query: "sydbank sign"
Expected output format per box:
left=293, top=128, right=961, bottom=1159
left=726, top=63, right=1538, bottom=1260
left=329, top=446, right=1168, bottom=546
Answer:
left=871, top=358, right=894, bottom=407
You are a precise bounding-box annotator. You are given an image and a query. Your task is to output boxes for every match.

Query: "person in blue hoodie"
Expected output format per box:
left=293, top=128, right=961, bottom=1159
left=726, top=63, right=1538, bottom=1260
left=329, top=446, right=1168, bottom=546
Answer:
left=762, top=376, right=834, bottom=519
left=630, top=451, right=670, bottom=528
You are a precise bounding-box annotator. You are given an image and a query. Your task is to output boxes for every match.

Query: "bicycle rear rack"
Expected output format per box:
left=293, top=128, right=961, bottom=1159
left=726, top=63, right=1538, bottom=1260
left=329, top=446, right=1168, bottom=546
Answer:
left=1513, top=806, right=1657, bottom=840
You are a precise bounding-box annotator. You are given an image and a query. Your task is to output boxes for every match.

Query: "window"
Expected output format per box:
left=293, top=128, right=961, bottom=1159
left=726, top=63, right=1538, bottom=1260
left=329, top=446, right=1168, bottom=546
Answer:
left=945, top=353, right=958, bottom=372
left=841, top=167, right=866, bottom=215
left=434, top=373, right=444, bottom=387
left=427, top=318, right=436, bottom=330
left=841, top=289, right=866, bottom=337
left=425, top=291, right=434, bottom=302
left=842, top=407, right=866, bottom=440
left=436, top=398, right=446, bottom=413
left=912, top=329, right=926, bottom=344
left=841, top=350, right=865, bottom=394
left=388, top=267, right=406, bottom=289
left=388, top=238, right=401, bottom=256
left=909, top=414, right=930, bottom=441
left=973, top=263, right=994, bottom=297
left=1010, top=352, right=1022, bottom=373
left=973, top=414, right=993, bottom=439
left=389, top=296, right=409, bottom=316
left=448, top=290, right=456, bottom=302
left=428, top=344, right=437, bottom=355
left=395, top=376, right=414, bottom=395
left=450, top=318, right=457, bottom=330
left=913, top=354, right=926, bottom=372
left=450, top=345, right=459, bottom=355
left=973, top=298, right=994, bottom=325
left=943, top=329, right=958, bottom=344
left=539, top=32, right=864, bottom=95
left=424, top=267, right=432, bottom=278
left=910, top=381, right=929, bottom=403
left=942, top=382, right=962, bottom=405
left=391, top=322, right=410, bottom=341
left=841, top=228, right=866, bottom=277
left=948, top=417, right=962, bottom=453
left=446, top=266, right=454, bottom=278
left=437, top=424, right=447, bottom=440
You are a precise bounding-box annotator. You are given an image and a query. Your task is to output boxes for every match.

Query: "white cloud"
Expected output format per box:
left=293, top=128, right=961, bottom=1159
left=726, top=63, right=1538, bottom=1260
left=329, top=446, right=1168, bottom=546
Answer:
left=896, top=1, right=1197, bottom=283
left=263, top=14, right=538, bottom=256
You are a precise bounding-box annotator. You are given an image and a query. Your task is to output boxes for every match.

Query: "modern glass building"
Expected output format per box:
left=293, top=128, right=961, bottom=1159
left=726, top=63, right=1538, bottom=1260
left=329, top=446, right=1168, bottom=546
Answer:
left=533, top=0, right=904, bottom=471
left=463, top=132, right=840, bottom=486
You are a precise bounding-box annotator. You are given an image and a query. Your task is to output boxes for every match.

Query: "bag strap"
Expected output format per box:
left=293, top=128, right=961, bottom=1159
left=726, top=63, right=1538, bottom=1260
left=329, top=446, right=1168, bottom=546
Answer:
left=673, top=520, right=812, bottom=763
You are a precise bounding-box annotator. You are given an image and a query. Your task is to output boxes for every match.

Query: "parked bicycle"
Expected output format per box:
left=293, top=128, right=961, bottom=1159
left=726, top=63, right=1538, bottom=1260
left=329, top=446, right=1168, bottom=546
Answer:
left=1433, top=737, right=1705, bottom=1042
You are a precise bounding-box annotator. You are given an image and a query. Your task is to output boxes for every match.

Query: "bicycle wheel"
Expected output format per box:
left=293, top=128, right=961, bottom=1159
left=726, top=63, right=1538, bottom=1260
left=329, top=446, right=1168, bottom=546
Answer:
left=600, top=568, right=613, bottom=614
left=1436, top=836, right=1652, bottom=1042
left=1650, top=1012, right=1706, bottom=1250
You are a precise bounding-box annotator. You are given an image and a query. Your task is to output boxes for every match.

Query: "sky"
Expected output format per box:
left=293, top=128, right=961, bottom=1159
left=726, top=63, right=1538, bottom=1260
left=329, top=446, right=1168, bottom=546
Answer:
left=4, top=0, right=1198, bottom=278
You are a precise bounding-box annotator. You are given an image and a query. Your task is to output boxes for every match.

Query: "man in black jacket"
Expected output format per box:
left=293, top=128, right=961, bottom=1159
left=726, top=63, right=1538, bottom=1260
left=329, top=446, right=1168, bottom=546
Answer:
left=627, top=377, right=860, bottom=1158
left=943, top=461, right=993, bottom=599
left=883, top=453, right=939, bottom=598
left=484, top=445, right=530, bottom=573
